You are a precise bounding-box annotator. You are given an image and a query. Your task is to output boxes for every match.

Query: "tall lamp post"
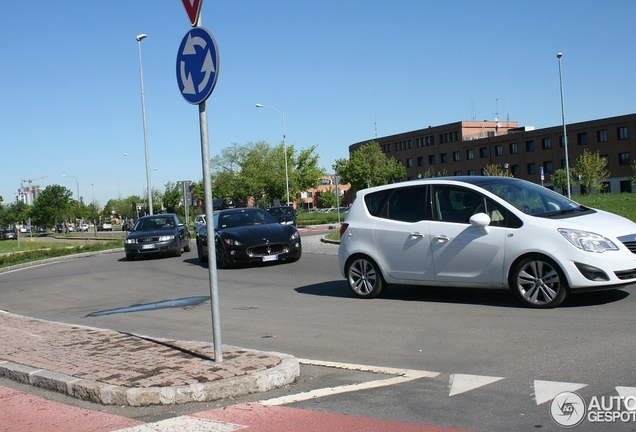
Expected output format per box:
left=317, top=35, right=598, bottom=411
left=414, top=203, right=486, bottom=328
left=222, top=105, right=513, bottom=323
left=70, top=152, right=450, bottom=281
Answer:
left=557, top=52, right=571, bottom=198
left=255, top=104, right=290, bottom=206
left=62, top=174, right=80, bottom=203
left=136, top=33, right=153, bottom=214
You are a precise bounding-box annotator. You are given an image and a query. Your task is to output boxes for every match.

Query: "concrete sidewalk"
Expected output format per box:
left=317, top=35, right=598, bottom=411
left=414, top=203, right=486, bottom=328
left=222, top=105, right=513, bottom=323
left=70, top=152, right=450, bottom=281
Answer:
left=0, top=310, right=299, bottom=406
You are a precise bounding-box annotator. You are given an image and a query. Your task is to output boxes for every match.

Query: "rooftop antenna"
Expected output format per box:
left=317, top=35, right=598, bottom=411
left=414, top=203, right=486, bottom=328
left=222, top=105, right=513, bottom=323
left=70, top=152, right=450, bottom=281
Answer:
left=470, top=88, right=476, bottom=121
left=374, top=111, right=377, bottom=138
left=504, top=70, right=510, bottom=123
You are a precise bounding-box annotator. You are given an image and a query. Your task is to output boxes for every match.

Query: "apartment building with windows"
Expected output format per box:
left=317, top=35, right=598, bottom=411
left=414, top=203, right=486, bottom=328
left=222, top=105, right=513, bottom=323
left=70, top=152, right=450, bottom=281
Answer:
left=349, top=113, right=636, bottom=194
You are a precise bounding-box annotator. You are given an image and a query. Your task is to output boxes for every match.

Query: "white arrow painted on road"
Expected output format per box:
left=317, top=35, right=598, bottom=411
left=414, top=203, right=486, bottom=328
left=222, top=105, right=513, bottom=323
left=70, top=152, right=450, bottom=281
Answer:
left=534, top=380, right=587, bottom=405
left=449, top=374, right=504, bottom=396
left=616, top=387, right=636, bottom=410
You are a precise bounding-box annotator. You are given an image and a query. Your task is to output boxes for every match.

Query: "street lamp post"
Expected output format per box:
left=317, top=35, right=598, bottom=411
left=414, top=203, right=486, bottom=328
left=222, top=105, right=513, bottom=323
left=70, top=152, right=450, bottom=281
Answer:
left=136, top=33, right=153, bottom=214
left=557, top=52, right=571, bottom=198
left=255, top=104, right=290, bottom=206
left=62, top=174, right=80, bottom=203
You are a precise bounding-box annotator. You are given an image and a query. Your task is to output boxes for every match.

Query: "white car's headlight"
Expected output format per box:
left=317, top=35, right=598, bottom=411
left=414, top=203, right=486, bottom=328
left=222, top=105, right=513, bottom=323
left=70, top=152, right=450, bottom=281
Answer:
left=159, top=235, right=175, bottom=241
left=558, top=228, right=619, bottom=253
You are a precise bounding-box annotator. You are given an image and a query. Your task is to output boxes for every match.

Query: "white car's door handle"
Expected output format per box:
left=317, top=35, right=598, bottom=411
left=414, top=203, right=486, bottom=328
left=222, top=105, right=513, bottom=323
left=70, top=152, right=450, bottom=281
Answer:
left=433, top=235, right=450, bottom=243
left=410, top=232, right=425, bottom=238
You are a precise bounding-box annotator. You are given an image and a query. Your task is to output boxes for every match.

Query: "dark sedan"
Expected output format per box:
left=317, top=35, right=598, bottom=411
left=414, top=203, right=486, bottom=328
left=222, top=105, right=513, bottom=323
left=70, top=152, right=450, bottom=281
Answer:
left=196, top=207, right=302, bottom=268
left=124, top=214, right=191, bottom=261
left=1, top=229, right=17, bottom=240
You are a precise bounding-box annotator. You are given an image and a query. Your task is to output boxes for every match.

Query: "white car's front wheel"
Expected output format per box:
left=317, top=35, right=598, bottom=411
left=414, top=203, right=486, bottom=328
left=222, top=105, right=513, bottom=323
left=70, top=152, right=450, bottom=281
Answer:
left=510, top=255, right=569, bottom=308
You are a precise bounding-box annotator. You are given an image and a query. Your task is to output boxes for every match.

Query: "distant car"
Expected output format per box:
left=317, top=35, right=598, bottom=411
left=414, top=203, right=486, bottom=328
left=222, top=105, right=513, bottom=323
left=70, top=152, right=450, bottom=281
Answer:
left=78, top=224, right=89, bottom=232
left=339, top=176, right=636, bottom=308
left=97, top=221, right=113, bottom=231
left=196, top=207, right=302, bottom=268
left=124, top=213, right=191, bottom=261
left=55, top=223, right=70, bottom=234
left=194, top=214, right=206, bottom=231
left=265, top=206, right=297, bottom=226
left=1, top=229, right=17, bottom=240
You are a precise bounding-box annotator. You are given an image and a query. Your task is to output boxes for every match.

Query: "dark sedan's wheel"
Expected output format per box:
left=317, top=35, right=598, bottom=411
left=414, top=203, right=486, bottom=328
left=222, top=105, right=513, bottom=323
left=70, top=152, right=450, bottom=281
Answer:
left=174, top=241, right=182, bottom=257
left=216, top=242, right=231, bottom=269
left=197, top=240, right=208, bottom=262
left=510, top=255, right=569, bottom=308
left=346, top=255, right=386, bottom=299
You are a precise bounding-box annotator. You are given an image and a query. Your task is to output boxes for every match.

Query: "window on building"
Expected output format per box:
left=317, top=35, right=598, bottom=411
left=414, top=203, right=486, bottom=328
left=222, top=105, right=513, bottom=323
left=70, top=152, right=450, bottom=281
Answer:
left=577, top=133, right=588, bottom=145
left=527, top=163, right=536, bottom=175
left=597, top=129, right=608, bottom=142
left=619, top=152, right=630, bottom=166
left=428, top=155, right=436, bottom=165
left=479, top=147, right=488, bottom=158
left=525, top=140, right=535, bottom=152
left=602, top=154, right=609, bottom=167
left=466, top=149, right=474, bottom=160
left=511, top=165, right=520, bottom=176
left=543, top=161, right=553, bottom=173
left=618, top=126, right=629, bottom=140
left=307, top=192, right=313, bottom=198
left=541, top=138, right=551, bottom=150
left=494, top=145, right=503, bottom=156
left=406, top=158, right=413, bottom=167
left=559, top=135, right=566, bottom=147
left=453, top=151, right=460, bottom=161
left=440, top=153, right=448, bottom=163
left=426, top=135, right=434, bottom=146
left=454, top=171, right=462, bottom=176
left=467, top=170, right=475, bottom=176
left=417, top=156, right=424, bottom=166
left=509, top=143, right=518, bottom=154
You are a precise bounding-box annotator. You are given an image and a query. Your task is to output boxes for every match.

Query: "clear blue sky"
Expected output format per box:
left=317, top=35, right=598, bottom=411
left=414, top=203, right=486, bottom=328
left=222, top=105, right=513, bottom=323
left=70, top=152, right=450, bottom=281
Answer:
left=1, top=1, right=634, bottom=206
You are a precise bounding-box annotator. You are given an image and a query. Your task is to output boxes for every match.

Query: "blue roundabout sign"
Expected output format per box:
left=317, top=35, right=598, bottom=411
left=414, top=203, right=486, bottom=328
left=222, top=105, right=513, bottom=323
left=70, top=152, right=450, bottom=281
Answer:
left=176, top=27, right=219, bottom=105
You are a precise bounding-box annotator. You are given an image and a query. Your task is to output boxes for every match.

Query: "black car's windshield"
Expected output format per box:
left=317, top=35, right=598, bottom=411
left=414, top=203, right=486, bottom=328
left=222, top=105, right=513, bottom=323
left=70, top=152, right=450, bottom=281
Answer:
left=216, top=209, right=278, bottom=229
left=135, top=217, right=176, bottom=231
left=476, top=178, right=588, bottom=218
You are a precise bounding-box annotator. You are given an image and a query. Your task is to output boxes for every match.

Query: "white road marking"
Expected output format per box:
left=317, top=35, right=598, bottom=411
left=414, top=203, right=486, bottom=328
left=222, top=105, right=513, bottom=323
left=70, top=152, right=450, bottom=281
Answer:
left=114, top=416, right=247, bottom=432
left=533, top=380, right=588, bottom=405
left=259, top=358, right=439, bottom=406
left=449, top=374, right=504, bottom=396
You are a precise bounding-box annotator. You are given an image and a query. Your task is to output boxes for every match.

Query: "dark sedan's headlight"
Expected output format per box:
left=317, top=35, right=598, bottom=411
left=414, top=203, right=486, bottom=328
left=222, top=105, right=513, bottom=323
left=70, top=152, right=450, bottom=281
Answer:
left=289, top=231, right=300, bottom=241
left=222, top=238, right=243, bottom=246
left=159, top=235, right=175, bottom=241
left=125, top=239, right=137, bottom=244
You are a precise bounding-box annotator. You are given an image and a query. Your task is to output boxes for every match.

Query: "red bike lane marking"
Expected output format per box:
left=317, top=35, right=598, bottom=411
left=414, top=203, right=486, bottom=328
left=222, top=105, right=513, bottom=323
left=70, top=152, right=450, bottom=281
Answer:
left=193, top=402, right=476, bottom=432
left=0, top=386, right=142, bottom=432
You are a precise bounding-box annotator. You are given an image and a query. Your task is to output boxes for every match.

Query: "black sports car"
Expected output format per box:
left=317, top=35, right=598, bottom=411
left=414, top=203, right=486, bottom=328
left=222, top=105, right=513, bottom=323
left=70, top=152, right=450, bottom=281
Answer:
left=124, top=213, right=191, bottom=261
left=196, top=207, right=302, bottom=267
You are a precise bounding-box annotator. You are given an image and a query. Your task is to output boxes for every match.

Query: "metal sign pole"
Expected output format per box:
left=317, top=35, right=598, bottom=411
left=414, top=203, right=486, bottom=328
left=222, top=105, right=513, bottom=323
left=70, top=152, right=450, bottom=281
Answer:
left=199, top=100, right=222, bottom=362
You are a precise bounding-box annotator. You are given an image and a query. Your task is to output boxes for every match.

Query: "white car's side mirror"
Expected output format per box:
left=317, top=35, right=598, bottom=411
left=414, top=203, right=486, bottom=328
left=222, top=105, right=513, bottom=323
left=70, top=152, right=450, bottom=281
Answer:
left=469, top=212, right=491, bottom=234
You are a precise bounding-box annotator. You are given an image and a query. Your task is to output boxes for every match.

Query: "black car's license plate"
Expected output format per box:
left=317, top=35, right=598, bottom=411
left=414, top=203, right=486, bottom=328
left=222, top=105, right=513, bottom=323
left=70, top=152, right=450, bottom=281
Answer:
left=261, top=255, right=279, bottom=262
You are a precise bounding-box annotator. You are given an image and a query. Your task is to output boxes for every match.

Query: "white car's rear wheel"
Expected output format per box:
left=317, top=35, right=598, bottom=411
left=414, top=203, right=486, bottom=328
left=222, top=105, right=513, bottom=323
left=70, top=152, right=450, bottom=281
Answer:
left=346, top=256, right=386, bottom=299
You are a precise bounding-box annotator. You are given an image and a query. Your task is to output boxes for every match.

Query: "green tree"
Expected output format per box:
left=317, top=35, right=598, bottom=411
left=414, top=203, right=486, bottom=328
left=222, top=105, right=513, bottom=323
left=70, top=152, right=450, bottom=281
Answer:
left=30, top=185, right=73, bottom=226
left=163, top=181, right=182, bottom=214
left=482, top=163, right=513, bottom=177
left=318, top=187, right=338, bottom=208
left=209, top=141, right=325, bottom=207
left=572, top=149, right=609, bottom=194
left=333, top=141, right=406, bottom=194
left=551, top=168, right=576, bottom=195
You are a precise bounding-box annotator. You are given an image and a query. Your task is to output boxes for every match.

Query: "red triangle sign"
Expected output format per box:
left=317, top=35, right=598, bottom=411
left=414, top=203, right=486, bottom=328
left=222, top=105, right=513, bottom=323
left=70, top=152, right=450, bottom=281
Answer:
left=182, top=0, right=202, bottom=27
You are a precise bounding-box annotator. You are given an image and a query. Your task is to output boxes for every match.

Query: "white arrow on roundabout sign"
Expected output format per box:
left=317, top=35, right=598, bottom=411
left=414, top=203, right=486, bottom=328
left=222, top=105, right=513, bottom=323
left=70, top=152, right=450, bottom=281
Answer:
left=176, top=27, right=219, bottom=105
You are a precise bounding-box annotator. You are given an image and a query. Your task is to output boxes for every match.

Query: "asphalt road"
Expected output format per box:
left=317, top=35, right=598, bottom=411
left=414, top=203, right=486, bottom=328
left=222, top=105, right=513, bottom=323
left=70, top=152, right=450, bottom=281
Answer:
left=1, top=233, right=636, bottom=430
